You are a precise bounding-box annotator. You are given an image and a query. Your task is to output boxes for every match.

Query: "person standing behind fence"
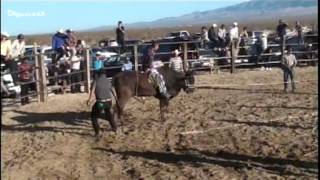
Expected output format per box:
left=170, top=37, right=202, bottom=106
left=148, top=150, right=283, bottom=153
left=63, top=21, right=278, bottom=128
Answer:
left=121, top=57, right=133, bottom=72
left=169, top=49, right=183, bottom=72
left=52, top=29, right=67, bottom=64
left=19, top=57, right=33, bottom=105
left=66, top=29, right=77, bottom=60
left=295, top=21, right=304, bottom=47
left=200, top=26, right=209, bottom=49
left=218, top=24, right=226, bottom=48
left=116, top=21, right=125, bottom=54
left=239, top=27, right=249, bottom=46
left=208, top=24, right=219, bottom=49
left=281, top=46, right=297, bottom=93
left=70, top=55, right=81, bottom=93
left=93, top=51, right=104, bottom=77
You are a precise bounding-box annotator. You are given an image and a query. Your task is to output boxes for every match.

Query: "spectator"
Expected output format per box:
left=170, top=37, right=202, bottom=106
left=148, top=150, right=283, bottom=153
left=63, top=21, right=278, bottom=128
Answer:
left=11, top=34, right=26, bottom=60
left=52, top=29, right=67, bottom=64
left=93, top=51, right=104, bottom=77
left=19, top=57, right=33, bottom=105
left=121, top=57, right=133, bottom=71
left=208, top=24, right=219, bottom=48
left=1, top=32, right=19, bottom=84
left=116, top=21, right=125, bottom=53
left=256, top=33, right=268, bottom=65
left=276, top=19, right=288, bottom=53
left=76, top=39, right=85, bottom=57
left=200, top=26, right=209, bottom=49
left=1, top=76, right=10, bottom=115
left=66, top=29, right=77, bottom=60
left=218, top=24, right=226, bottom=47
left=229, top=22, right=239, bottom=40
left=281, top=46, right=297, bottom=93
left=169, top=49, right=183, bottom=72
left=70, top=56, right=81, bottom=93
left=240, top=27, right=249, bottom=46
left=295, top=21, right=304, bottom=47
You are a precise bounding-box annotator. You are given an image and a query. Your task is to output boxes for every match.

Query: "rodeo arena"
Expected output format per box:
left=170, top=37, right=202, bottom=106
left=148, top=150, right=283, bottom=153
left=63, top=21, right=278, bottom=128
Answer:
left=1, top=20, right=319, bottom=179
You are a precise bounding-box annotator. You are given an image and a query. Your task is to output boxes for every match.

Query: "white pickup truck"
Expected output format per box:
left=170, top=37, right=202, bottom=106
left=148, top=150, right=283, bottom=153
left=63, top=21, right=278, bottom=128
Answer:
left=165, top=30, right=190, bottom=40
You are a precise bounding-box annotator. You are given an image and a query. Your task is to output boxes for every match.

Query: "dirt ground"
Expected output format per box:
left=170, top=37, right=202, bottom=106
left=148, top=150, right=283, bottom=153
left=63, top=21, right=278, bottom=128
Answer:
left=1, top=67, right=318, bottom=180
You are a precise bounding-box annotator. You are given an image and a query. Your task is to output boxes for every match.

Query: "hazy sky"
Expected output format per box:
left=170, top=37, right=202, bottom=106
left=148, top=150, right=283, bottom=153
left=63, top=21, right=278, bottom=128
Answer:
left=1, top=0, right=248, bottom=35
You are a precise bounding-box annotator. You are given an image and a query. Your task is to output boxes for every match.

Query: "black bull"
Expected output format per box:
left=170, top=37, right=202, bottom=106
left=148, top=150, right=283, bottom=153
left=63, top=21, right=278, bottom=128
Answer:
left=112, top=66, right=195, bottom=121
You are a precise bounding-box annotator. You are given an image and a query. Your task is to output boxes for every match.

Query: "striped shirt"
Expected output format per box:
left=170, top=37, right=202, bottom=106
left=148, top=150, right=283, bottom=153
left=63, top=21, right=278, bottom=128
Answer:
left=169, top=57, right=183, bottom=72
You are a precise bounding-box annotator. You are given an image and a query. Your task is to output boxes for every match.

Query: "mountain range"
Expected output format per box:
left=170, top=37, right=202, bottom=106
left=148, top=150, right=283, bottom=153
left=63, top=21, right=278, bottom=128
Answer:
left=87, top=0, right=318, bottom=31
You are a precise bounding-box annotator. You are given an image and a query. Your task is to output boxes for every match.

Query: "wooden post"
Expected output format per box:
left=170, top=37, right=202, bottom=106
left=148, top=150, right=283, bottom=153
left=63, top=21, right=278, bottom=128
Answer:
left=37, top=54, right=47, bottom=102
left=183, top=42, right=188, bottom=72
left=84, top=48, right=91, bottom=93
left=230, top=40, right=236, bottom=74
left=281, top=35, right=286, bottom=62
left=134, top=45, right=138, bottom=71
left=33, top=43, right=41, bottom=102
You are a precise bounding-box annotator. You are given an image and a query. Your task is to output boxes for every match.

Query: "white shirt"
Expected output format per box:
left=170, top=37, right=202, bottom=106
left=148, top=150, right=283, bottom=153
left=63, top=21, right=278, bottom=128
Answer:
left=261, top=37, right=268, bottom=51
left=121, top=61, right=133, bottom=71
left=11, top=39, right=25, bottom=59
left=218, top=28, right=226, bottom=39
left=229, top=27, right=239, bottom=40
left=169, top=57, right=183, bottom=72
left=71, top=56, right=80, bottom=70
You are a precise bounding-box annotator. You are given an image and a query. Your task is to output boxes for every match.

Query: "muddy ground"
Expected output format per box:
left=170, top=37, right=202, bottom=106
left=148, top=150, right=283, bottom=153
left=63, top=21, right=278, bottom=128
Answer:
left=1, top=67, right=318, bottom=180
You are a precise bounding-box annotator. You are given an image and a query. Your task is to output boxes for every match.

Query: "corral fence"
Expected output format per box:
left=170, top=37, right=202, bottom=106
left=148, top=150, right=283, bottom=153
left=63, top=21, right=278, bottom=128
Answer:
left=1, top=33, right=318, bottom=107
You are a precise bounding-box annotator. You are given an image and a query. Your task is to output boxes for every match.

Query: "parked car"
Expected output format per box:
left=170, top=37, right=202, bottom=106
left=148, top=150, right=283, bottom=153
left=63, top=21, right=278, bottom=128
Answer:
left=165, top=31, right=190, bottom=41
left=1, top=64, right=21, bottom=98
left=103, top=55, right=133, bottom=77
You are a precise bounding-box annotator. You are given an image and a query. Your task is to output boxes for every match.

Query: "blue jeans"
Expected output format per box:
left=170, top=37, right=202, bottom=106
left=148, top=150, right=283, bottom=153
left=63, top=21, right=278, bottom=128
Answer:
left=283, top=66, right=295, bottom=91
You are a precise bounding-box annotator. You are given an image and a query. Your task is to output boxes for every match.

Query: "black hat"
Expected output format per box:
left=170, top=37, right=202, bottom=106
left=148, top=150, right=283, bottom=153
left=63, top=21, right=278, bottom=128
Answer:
left=17, top=34, right=24, bottom=39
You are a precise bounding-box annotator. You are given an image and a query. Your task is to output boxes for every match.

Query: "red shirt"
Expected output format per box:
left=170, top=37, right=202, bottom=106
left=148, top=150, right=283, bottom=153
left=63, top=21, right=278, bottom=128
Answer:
left=19, top=63, right=33, bottom=81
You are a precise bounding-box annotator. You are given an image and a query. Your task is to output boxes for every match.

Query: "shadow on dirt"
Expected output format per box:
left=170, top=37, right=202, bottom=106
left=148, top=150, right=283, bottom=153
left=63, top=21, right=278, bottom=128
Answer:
left=94, top=147, right=318, bottom=176
left=1, top=110, right=92, bottom=136
left=211, top=119, right=314, bottom=130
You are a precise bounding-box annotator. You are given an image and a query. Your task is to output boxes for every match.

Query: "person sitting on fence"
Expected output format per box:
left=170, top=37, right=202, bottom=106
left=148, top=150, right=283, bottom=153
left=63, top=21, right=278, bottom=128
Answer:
left=281, top=46, right=297, bottom=93
left=218, top=24, right=226, bottom=48
left=121, top=57, right=133, bottom=71
left=208, top=24, right=219, bottom=49
left=66, top=29, right=77, bottom=60
left=19, top=57, right=33, bottom=105
left=169, top=49, right=183, bottom=72
left=87, top=69, right=117, bottom=141
left=200, top=26, right=209, bottom=49
left=1, top=32, right=19, bottom=85
left=52, top=29, right=68, bottom=64
left=11, top=34, right=26, bottom=61
left=142, top=41, right=171, bottom=99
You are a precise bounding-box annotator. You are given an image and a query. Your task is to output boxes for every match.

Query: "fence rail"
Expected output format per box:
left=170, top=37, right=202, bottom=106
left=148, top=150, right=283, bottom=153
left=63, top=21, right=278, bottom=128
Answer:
left=1, top=34, right=318, bottom=107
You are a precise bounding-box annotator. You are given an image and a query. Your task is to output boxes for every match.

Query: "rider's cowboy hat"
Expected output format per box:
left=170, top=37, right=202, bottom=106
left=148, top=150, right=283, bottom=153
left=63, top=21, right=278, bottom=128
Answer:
left=233, top=22, right=238, bottom=26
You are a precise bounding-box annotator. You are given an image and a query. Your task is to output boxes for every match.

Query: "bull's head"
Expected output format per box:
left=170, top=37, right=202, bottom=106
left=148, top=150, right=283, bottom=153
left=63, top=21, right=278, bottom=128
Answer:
left=183, top=70, right=195, bottom=93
